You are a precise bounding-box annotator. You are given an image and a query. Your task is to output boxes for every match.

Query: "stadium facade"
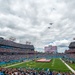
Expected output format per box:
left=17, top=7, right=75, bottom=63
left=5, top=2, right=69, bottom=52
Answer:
left=64, top=41, right=75, bottom=63
left=0, top=37, right=35, bottom=55
left=44, top=45, right=57, bottom=54
left=65, top=42, right=75, bottom=54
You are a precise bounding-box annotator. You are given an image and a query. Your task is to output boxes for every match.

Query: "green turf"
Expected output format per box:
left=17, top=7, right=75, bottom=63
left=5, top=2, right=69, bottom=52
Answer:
left=67, top=63, right=75, bottom=70
left=4, top=58, right=70, bottom=72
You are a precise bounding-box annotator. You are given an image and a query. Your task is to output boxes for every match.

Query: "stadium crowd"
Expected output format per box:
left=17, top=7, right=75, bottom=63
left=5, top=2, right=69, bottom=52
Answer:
left=0, top=68, right=75, bottom=75
left=63, top=54, right=75, bottom=63
left=0, top=54, right=35, bottom=63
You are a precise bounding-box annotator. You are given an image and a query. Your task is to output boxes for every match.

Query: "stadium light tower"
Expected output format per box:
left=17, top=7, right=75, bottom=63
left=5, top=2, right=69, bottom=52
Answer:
left=9, top=37, right=16, bottom=41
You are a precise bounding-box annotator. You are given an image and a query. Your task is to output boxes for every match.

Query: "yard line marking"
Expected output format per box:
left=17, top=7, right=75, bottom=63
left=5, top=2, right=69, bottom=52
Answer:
left=4, top=60, right=30, bottom=68
left=36, top=61, right=46, bottom=69
left=52, top=59, right=55, bottom=66
left=60, top=58, right=75, bottom=74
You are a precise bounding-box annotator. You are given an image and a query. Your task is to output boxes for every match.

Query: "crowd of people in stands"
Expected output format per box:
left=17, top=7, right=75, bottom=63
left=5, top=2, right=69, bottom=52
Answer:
left=0, top=54, right=34, bottom=63
left=69, top=54, right=75, bottom=59
left=0, top=52, right=75, bottom=64
left=0, top=68, right=75, bottom=75
left=0, top=48, right=34, bottom=54
left=63, top=54, right=75, bottom=63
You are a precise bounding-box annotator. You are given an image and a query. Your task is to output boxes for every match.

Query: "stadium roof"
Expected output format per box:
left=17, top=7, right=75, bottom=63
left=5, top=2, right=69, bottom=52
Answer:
left=69, top=42, right=75, bottom=49
left=0, top=37, right=34, bottom=49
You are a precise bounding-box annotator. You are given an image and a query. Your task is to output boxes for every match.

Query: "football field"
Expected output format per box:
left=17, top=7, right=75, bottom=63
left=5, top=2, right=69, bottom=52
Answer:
left=4, top=58, right=71, bottom=72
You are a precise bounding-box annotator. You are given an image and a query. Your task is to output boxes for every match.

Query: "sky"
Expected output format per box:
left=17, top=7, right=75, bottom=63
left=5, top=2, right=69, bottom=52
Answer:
left=0, top=0, right=75, bottom=53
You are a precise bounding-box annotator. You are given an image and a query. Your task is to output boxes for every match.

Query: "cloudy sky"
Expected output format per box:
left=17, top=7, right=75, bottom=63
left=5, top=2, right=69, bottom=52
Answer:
left=0, top=0, right=75, bottom=53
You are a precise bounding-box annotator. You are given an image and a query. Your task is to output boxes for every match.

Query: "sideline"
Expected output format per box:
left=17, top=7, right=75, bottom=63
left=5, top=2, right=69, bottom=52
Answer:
left=4, top=60, right=29, bottom=68
left=60, top=58, right=75, bottom=74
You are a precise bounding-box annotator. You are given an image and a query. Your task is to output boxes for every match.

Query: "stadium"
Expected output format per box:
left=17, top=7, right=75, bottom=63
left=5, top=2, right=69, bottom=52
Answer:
left=0, top=37, right=75, bottom=75
left=0, top=0, right=75, bottom=74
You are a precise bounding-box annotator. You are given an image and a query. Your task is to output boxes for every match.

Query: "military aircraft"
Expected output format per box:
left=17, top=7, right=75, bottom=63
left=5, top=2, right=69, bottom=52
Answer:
left=49, top=23, right=53, bottom=25
left=48, top=23, right=53, bottom=29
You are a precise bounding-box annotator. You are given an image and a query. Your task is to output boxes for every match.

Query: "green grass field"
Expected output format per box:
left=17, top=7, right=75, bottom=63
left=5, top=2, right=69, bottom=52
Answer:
left=4, top=58, right=71, bottom=72
left=67, top=63, right=75, bottom=70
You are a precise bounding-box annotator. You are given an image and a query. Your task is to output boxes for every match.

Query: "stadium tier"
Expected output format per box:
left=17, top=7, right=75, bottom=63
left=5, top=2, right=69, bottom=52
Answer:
left=0, top=37, right=35, bottom=64
left=64, top=41, right=75, bottom=63
left=69, top=42, right=75, bottom=49
left=0, top=37, right=35, bottom=55
left=65, top=42, right=75, bottom=54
